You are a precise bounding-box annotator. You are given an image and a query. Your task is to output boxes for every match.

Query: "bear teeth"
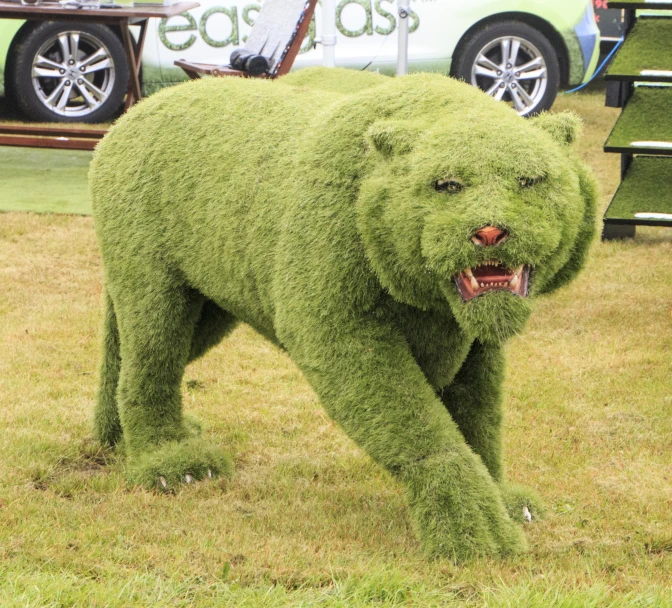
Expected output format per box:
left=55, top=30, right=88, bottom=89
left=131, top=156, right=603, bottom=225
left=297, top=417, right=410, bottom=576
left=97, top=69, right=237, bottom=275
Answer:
left=454, top=263, right=529, bottom=302
left=464, top=267, right=480, bottom=290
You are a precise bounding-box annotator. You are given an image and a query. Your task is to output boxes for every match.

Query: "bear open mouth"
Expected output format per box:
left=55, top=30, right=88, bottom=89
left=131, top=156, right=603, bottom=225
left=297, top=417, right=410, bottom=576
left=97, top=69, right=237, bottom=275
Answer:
left=454, top=262, right=530, bottom=302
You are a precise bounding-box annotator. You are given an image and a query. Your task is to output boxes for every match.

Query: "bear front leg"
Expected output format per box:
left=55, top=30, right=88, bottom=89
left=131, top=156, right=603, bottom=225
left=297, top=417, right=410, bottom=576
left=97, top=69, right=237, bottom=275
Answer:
left=438, top=340, right=505, bottom=481
left=282, top=317, right=526, bottom=560
left=439, top=340, right=545, bottom=523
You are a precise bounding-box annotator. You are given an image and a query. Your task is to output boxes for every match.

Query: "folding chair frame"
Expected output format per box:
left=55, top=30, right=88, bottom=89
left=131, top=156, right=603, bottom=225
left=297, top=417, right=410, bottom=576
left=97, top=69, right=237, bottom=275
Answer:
left=174, top=0, right=318, bottom=81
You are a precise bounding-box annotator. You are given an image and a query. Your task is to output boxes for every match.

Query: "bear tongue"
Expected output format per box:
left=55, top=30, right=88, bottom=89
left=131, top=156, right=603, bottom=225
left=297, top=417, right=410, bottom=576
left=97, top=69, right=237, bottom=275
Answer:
left=471, top=262, right=513, bottom=282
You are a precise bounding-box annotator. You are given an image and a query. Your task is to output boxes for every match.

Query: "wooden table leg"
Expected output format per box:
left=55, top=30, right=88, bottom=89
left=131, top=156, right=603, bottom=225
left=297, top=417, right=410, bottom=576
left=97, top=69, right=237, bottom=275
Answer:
left=120, top=18, right=148, bottom=110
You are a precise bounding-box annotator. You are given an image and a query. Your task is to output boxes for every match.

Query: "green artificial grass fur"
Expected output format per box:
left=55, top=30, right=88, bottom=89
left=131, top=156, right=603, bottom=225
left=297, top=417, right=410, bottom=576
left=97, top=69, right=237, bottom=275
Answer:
left=126, top=438, right=233, bottom=490
left=607, top=18, right=672, bottom=77
left=605, top=155, right=672, bottom=220
left=605, top=86, right=672, bottom=149
left=89, top=67, right=597, bottom=560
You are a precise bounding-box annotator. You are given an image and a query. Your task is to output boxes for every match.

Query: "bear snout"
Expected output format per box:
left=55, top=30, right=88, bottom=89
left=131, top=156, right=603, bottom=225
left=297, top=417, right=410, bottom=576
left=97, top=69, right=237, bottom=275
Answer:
left=471, top=226, right=509, bottom=247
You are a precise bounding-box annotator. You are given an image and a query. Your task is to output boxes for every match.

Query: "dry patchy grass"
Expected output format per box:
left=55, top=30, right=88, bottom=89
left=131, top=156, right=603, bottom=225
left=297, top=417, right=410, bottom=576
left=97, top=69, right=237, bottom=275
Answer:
left=0, top=92, right=671, bottom=606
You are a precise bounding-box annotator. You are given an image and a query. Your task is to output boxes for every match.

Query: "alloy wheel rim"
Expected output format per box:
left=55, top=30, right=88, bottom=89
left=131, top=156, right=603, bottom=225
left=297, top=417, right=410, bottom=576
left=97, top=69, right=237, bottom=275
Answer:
left=31, top=31, right=115, bottom=118
left=470, top=36, right=548, bottom=116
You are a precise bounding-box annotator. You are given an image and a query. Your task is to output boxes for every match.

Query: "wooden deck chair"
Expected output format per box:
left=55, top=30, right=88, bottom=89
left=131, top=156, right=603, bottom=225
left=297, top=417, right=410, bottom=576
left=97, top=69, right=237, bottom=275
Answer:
left=0, top=124, right=106, bottom=150
left=174, top=0, right=317, bottom=80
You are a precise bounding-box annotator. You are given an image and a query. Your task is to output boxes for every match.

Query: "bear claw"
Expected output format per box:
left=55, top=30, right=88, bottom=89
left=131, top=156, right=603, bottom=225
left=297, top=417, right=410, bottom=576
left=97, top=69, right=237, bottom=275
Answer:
left=126, top=439, right=232, bottom=490
left=499, top=482, right=546, bottom=523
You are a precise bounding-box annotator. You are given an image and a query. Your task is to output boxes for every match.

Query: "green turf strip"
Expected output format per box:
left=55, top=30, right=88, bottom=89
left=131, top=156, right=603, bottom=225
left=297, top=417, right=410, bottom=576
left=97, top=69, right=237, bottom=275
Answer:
left=605, top=155, right=672, bottom=220
left=605, top=86, right=672, bottom=151
left=0, top=147, right=91, bottom=215
left=607, top=18, right=672, bottom=78
left=608, top=0, right=672, bottom=9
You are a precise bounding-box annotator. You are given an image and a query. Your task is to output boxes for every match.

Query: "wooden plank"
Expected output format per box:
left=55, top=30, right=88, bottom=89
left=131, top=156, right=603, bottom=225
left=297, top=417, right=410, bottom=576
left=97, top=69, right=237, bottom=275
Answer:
left=274, top=0, right=317, bottom=77
left=0, top=125, right=106, bottom=139
left=0, top=1, right=199, bottom=20
left=173, top=60, right=247, bottom=78
left=0, top=134, right=98, bottom=150
left=120, top=20, right=142, bottom=106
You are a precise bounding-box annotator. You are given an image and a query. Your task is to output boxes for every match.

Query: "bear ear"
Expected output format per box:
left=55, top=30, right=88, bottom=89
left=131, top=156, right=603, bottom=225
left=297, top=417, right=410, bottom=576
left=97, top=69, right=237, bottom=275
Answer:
left=367, top=120, right=420, bottom=156
left=529, top=111, right=582, bottom=146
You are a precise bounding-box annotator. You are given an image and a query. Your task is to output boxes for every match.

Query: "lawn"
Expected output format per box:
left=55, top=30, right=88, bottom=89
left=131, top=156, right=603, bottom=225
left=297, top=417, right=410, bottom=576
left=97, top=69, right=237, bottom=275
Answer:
left=0, top=147, right=91, bottom=215
left=0, top=90, right=671, bottom=607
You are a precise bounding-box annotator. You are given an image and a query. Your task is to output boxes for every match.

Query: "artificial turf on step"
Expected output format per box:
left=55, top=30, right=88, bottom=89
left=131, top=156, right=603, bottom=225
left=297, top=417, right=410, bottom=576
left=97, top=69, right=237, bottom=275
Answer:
left=0, top=147, right=91, bottom=215
left=607, top=17, right=672, bottom=79
left=605, top=86, right=672, bottom=152
left=609, top=0, right=672, bottom=7
left=604, top=155, right=672, bottom=221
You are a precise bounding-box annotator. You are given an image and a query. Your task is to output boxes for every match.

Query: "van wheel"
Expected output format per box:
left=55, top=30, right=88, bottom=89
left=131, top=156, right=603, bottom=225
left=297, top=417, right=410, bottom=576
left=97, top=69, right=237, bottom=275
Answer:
left=11, top=22, right=129, bottom=123
left=452, top=21, right=560, bottom=117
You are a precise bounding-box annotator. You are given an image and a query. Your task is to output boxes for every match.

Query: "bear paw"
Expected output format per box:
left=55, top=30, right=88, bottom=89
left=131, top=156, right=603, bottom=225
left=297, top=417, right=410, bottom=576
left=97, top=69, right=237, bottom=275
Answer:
left=126, top=438, right=233, bottom=491
left=499, top=482, right=546, bottom=523
left=404, top=453, right=527, bottom=560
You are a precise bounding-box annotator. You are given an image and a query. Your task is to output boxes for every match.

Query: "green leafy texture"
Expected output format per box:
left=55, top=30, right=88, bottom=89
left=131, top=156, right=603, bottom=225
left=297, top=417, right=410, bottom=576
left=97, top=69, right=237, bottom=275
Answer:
left=199, top=7, right=239, bottom=48
left=89, top=67, right=596, bottom=559
left=605, top=86, right=672, bottom=149
left=605, top=155, right=672, bottom=220
left=336, top=0, right=372, bottom=37
left=607, top=18, right=672, bottom=77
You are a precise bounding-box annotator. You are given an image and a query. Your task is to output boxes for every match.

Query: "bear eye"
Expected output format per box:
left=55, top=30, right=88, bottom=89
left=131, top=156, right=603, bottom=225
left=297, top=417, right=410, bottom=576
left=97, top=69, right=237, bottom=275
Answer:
left=519, top=176, right=544, bottom=188
left=434, top=179, right=463, bottom=194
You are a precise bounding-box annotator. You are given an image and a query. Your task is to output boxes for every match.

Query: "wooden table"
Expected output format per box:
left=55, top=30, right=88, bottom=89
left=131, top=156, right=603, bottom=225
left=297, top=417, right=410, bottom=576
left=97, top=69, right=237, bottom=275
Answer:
left=0, top=0, right=199, bottom=149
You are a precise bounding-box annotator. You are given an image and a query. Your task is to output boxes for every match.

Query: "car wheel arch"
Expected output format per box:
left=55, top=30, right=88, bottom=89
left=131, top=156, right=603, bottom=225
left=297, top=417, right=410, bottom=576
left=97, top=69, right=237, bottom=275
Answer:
left=450, top=12, right=570, bottom=88
left=4, top=20, right=33, bottom=100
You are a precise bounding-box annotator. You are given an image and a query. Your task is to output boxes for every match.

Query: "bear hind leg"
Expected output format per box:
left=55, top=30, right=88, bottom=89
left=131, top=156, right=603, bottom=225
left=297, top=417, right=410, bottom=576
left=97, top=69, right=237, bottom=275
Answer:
left=94, top=289, right=124, bottom=447
left=109, top=272, right=231, bottom=489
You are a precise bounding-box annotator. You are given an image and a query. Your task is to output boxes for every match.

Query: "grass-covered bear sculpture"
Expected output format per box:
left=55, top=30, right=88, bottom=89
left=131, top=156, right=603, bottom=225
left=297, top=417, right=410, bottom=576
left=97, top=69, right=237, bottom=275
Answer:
left=90, top=67, right=597, bottom=560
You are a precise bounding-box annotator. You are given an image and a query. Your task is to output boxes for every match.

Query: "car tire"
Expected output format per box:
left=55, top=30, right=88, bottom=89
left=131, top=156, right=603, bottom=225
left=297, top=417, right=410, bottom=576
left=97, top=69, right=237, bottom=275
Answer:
left=10, top=22, right=129, bottom=123
left=452, top=21, right=560, bottom=117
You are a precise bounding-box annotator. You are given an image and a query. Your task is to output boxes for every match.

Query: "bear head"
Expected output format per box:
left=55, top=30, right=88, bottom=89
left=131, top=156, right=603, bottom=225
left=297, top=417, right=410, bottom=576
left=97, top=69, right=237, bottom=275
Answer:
left=356, top=90, right=597, bottom=344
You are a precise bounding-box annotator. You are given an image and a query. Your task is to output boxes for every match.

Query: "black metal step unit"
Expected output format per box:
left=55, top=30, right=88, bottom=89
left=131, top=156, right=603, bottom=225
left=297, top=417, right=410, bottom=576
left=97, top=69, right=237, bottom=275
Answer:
left=603, top=155, right=672, bottom=241
left=601, top=2, right=672, bottom=240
